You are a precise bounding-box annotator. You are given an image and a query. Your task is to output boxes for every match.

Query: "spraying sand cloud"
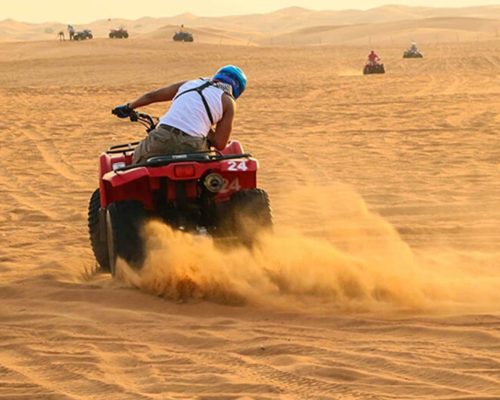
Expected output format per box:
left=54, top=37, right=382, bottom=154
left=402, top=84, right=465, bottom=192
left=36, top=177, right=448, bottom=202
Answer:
left=117, top=185, right=500, bottom=313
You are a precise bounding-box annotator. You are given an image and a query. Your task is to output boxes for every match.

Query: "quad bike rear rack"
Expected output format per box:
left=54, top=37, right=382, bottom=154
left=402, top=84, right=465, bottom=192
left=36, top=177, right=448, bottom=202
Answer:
left=107, top=142, right=141, bottom=154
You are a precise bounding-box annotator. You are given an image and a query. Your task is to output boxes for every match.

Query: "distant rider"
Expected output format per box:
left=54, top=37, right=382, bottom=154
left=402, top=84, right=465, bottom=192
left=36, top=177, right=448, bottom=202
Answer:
left=112, top=65, right=247, bottom=164
left=410, top=42, right=418, bottom=53
left=368, top=50, right=380, bottom=66
left=67, top=24, right=75, bottom=40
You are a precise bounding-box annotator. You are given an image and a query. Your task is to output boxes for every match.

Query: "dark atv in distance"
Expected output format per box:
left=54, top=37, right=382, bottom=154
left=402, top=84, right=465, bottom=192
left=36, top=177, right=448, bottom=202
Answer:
left=73, top=29, right=93, bottom=40
left=364, top=62, right=385, bottom=75
left=403, top=50, right=423, bottom=58
left=109, top=28, right=129, bottom=39
left=88, top=110, right=272, bottom=275
left=173, top=31, right=194, bottom=42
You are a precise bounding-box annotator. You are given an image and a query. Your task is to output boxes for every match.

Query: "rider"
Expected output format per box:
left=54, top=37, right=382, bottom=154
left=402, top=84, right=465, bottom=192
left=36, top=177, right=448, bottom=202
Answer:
left=67, top=24, right=75, bottom=40
left=112, top=65, right=247, bottom=164
left=368, top=50, right=380, bottom=65
left=410, top=42, right=418, bottom=53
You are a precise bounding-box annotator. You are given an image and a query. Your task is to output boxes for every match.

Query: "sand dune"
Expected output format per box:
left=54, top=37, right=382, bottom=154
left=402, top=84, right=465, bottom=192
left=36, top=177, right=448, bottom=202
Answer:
left=0, top=33, right=499, bottom=398
left=142, top=24, right=256, bottom=46
left=3, top=5, right=500, bottom=44
left=0, top=19, right=65, bottom=42
left=262, top=16, right=500, bottom=46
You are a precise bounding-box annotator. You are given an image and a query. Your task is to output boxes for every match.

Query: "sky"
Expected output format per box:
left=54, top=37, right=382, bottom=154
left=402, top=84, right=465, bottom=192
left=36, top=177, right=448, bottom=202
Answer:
left=2, top=0, right=499, bottom=23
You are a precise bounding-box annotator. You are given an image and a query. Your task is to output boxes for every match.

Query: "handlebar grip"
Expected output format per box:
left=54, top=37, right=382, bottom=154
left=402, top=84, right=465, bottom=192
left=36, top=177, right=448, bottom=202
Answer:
left=112, top=104, right=134, bottom=118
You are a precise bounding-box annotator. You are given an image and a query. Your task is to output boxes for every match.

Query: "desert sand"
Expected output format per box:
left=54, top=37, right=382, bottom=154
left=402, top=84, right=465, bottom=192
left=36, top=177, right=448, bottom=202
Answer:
left=0, top=28, right=499, bottom=399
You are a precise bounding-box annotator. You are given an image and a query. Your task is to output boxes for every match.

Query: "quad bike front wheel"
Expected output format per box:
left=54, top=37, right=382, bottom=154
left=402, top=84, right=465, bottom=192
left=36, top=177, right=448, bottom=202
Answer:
left=106, top=201, right=147, bottom=276
left=88, top=189, right=110, bottom=272
left=227, top=189, right=273, bottom=245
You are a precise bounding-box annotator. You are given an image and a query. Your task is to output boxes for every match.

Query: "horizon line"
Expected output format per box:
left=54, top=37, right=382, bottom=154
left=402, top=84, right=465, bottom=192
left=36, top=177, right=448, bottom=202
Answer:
left=2, top=3, right=499, bottom=26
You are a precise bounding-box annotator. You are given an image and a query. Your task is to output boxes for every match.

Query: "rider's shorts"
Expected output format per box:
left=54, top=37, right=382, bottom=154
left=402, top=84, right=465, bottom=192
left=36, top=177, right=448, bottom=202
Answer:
left=132, top=124, right=209, bottom=164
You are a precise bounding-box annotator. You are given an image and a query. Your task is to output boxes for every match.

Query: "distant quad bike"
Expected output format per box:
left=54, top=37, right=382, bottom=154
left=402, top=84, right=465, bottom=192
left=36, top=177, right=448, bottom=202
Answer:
left=173, top=31, right=194, bottom=42
left=88, top=111, right=272, bottom=275
left=109, top=28, right=129, bottom=39
left=363, top=62, right=385, bottom=75
left=403, top=50, right=423, bottom=59
left=73, top=29, right=93, bottom=41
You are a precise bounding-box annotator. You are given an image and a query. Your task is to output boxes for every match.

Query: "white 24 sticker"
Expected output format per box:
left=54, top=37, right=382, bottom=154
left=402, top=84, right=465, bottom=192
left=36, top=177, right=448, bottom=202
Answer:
left=221, top=178, right=241, bottom=194
left=227, top=161, right=248, bottom=171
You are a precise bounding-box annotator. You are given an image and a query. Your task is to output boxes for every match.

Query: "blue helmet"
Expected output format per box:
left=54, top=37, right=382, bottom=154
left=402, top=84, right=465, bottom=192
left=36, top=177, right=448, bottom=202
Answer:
left=213, top=65, right=247, bottom=99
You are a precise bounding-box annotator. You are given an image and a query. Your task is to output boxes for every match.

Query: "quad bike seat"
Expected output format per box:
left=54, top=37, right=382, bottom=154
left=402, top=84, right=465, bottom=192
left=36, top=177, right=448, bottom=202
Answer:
left=146, top=152, right=213, bottom=166
left=144, top=141, right=248, bottom=167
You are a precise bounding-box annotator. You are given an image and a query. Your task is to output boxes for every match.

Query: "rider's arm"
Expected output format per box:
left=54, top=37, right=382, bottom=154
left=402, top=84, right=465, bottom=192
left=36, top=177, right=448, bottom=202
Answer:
left=207, top=95, right=235, bottom=150
left=128, top=81, right=186, bottom=109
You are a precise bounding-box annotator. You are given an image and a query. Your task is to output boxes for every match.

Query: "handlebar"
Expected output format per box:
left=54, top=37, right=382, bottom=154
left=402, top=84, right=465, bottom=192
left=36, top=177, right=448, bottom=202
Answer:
left=112, top=109, right=158, bottom=133
left=130, top=111, right=157, bottom=132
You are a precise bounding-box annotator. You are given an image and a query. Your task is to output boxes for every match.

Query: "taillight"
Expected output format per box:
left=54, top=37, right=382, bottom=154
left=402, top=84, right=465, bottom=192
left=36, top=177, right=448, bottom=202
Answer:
left=174, top=164, right=196, bottom=178
left=112, top=162, right=126, bottom=171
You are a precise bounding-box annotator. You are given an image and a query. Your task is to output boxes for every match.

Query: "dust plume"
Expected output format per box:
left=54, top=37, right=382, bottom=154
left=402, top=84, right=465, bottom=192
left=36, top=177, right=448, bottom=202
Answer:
left=117, top=185, right=500, bottom=313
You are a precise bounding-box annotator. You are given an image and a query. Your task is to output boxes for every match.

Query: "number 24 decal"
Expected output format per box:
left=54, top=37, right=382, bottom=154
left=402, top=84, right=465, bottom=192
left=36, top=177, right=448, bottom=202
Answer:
left=221, top=178, right=241, bottom=194
left=227, top=161, right=248, bottom=171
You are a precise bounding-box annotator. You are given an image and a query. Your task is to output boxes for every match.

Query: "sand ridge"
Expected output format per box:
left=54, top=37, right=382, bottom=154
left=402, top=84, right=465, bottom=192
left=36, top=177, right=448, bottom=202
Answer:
left=3, top=5, right=500, bottom=45
left=0, top=36, right=499, bottom=398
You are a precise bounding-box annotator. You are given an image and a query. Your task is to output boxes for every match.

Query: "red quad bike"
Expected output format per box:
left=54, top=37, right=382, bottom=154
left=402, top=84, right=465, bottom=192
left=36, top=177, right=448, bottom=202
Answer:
left=363, top=61, right=385, bottom=75
left=88, top=111, right=272, bottom=275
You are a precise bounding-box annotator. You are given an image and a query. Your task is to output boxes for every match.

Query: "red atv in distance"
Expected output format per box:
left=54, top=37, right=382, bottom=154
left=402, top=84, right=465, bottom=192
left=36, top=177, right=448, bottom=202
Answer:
left=363, top=61, right=385, bottom=75
left=88, top=111, right=272, bottom=275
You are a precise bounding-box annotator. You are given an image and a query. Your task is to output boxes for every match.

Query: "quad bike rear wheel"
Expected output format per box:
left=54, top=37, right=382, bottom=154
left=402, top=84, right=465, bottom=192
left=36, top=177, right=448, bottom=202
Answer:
left=106, top=201, right=147, bottom=276
left=227, top=189, right=273, bottom=245
left=364, top=64, right=385, bottom=75
left=88, top=189, right=110, bottom=272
